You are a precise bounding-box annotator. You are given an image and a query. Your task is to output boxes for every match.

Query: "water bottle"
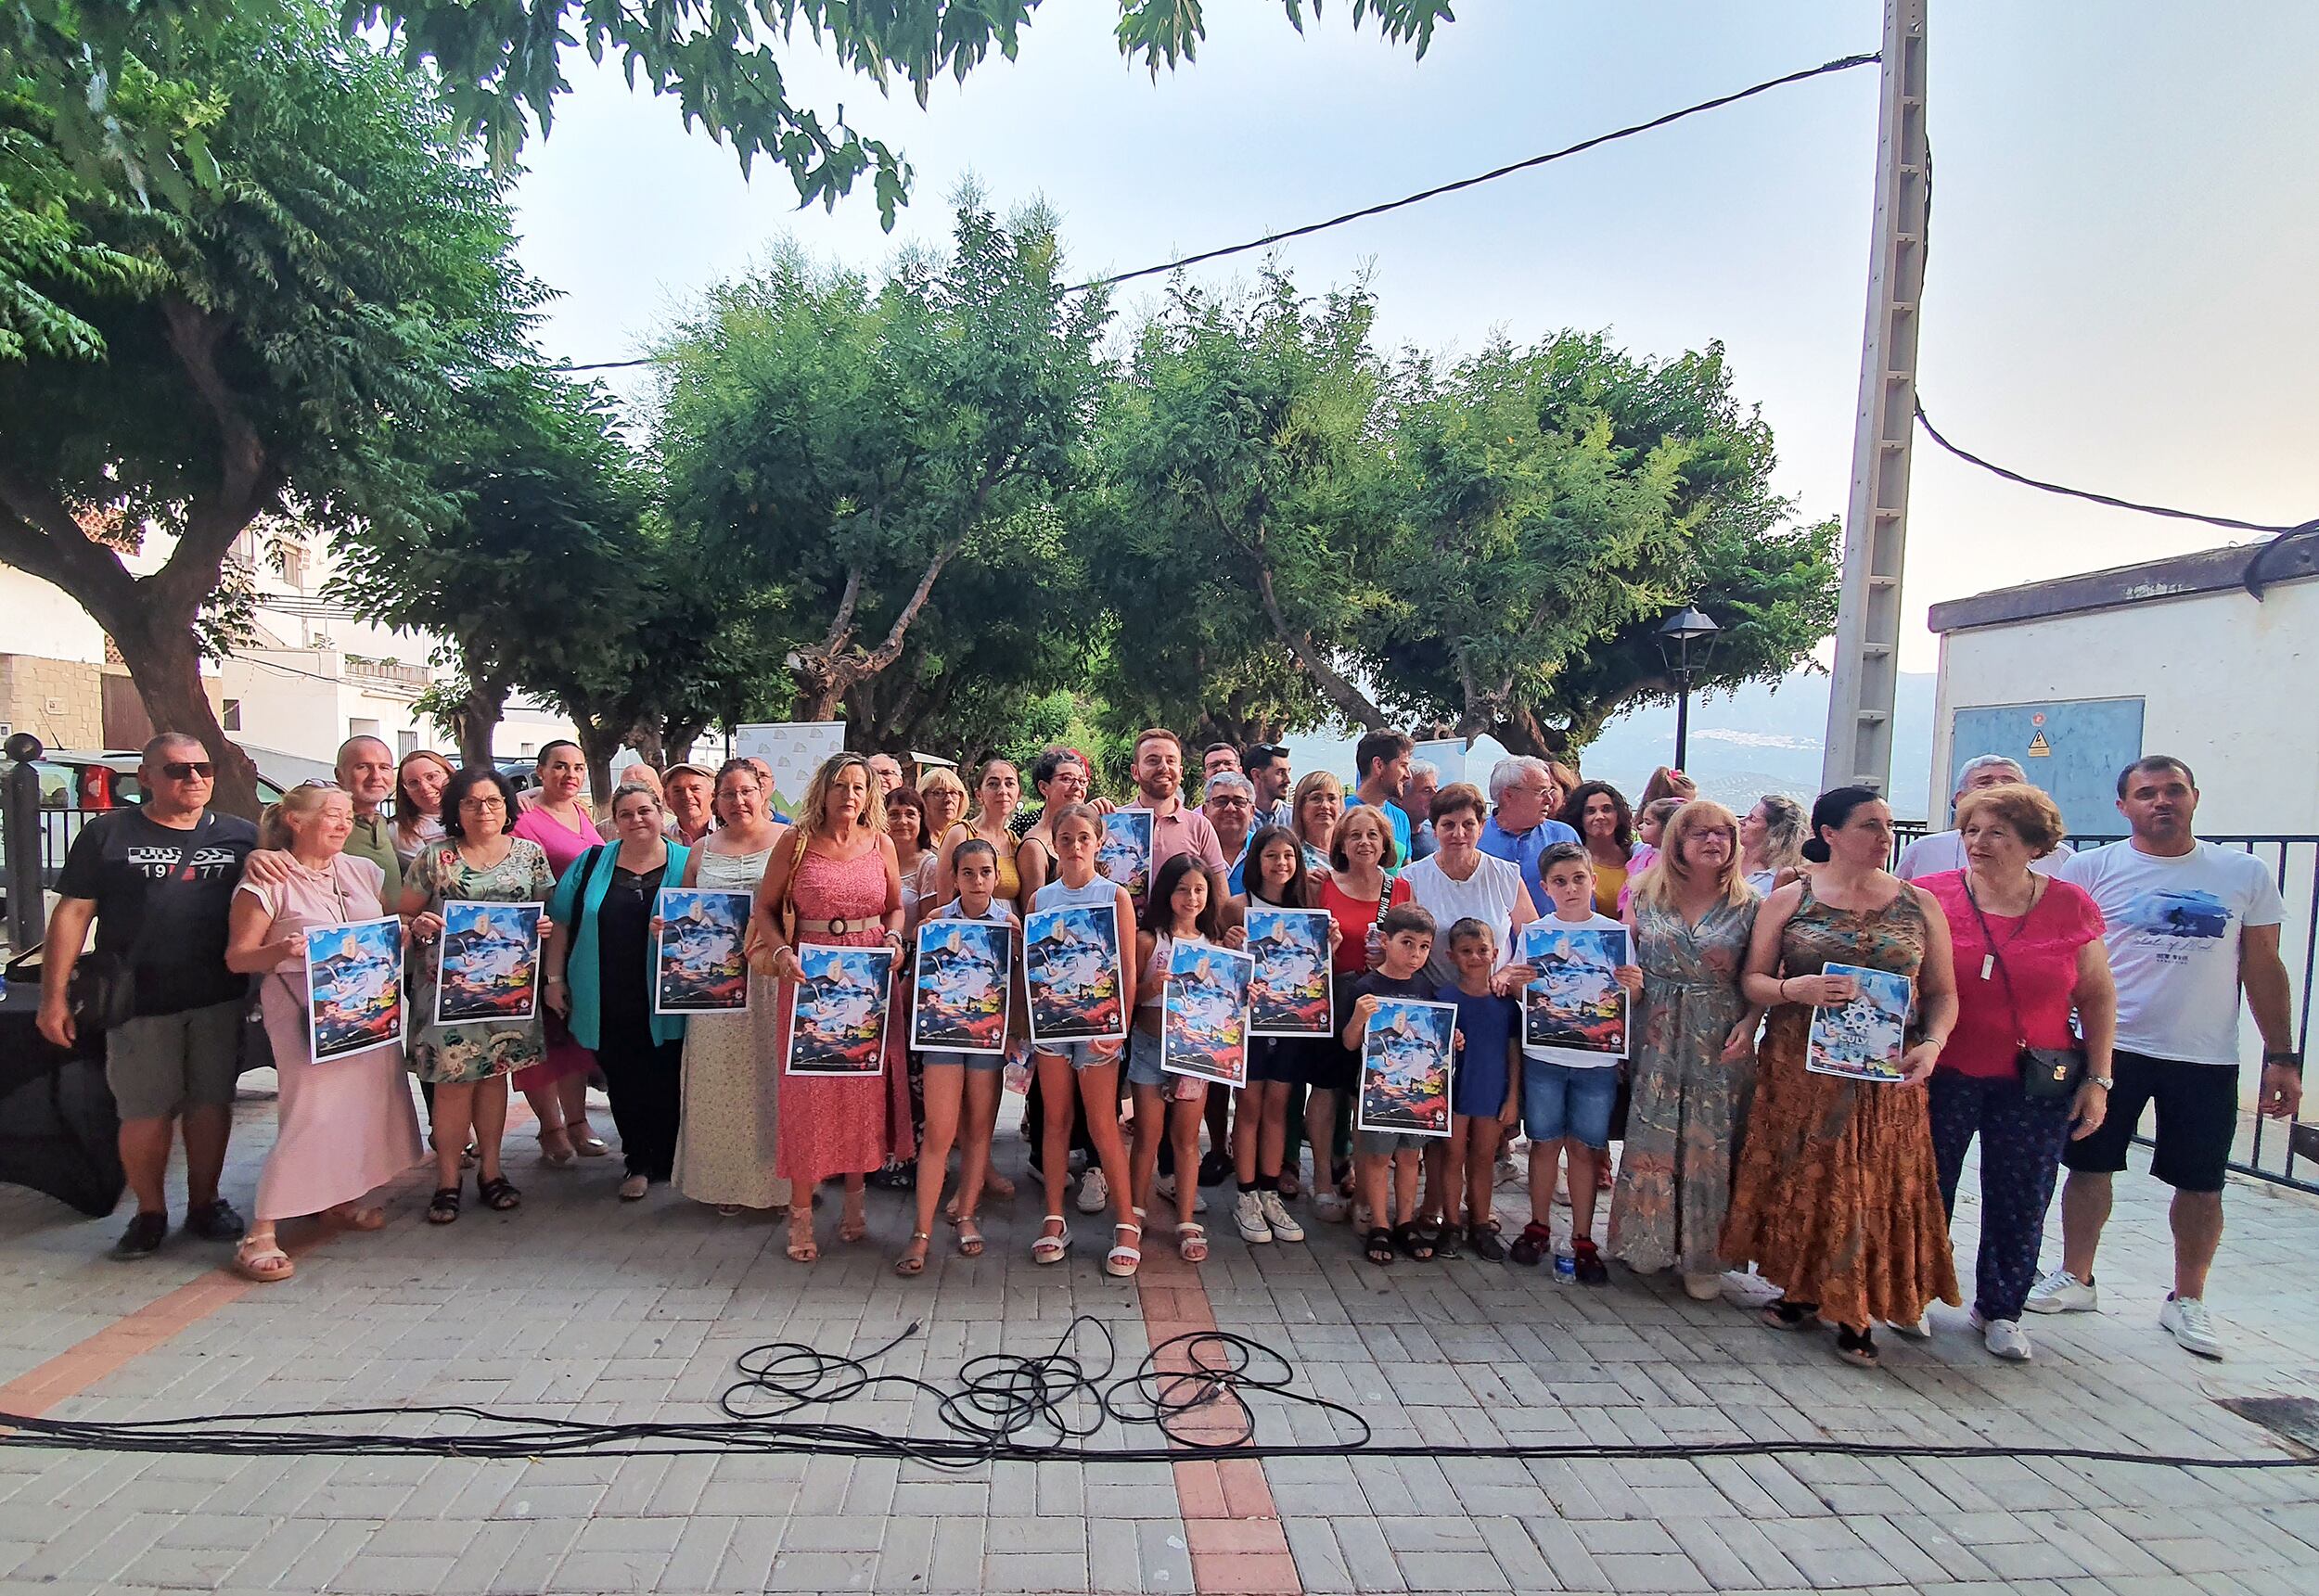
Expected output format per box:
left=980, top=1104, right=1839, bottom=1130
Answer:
left=1553, top=1251, right=1577, bottom=1284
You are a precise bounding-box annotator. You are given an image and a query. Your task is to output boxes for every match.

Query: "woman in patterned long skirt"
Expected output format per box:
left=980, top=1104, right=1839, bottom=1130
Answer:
left=1720, top=785, right=1962, bottom=1369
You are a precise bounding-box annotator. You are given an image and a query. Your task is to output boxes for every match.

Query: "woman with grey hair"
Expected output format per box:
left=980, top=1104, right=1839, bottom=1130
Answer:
left=1738, top=795, right=1808, bottom=896
left=544, top=782, right=696, bottom=1201
left=1895, top=756, right=2076, bottom=880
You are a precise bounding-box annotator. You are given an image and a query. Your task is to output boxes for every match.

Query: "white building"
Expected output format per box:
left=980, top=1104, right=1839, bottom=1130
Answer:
left=1926, top=535, right=2318, bottom=837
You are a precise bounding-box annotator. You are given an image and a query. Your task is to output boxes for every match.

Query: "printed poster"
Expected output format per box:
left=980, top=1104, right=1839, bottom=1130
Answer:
left=303, top=915, right=404, bottom=1064
left=732, top=721, right=848, bottom=824
left=1023, top=902, right=1127, bottom=1043
left=784, top=943, right=893, bottom=1076
left=1518, top=923, right=1631, bottom=1059
left=1805, top=962, right=1913, bottom=1083
left=656, top=888, right=752, bottom=1015
left=1161, top=939, right=1254, bottom=1089
left=1355, top=997, right=1454, bottom=1138
left=1096, top=810, right=1153, bottom=901
left=1244, top=906, right=1334, bottom=1038
left=913, top=917, right=1013, bottom=1054
left=433, top=900, right=542, bottom=1026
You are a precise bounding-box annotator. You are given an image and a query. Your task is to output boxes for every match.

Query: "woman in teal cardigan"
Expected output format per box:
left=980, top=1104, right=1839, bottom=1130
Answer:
left=545, top=783, right=692, bottom=1201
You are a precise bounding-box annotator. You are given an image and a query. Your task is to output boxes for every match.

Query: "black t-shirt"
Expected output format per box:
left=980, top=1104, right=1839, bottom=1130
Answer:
left=1353, top=971, right=1435, bottom=1006
left=55, top=807, right=259, bottom=1017
left=596, top=862, right=667, bottom=1026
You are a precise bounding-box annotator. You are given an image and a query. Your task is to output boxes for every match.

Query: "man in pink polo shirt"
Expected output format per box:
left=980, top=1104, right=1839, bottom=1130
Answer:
left=1127, top=728, right=1227, bottom=892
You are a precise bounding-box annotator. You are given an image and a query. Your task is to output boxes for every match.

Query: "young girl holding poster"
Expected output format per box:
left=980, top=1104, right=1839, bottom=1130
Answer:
left=1131, top=854, right=1230, bottom=1262
left=897, top=838, right=1017, bottom=1274
left=1229, top=827, right=1337, bottom=1245
left=1026, top=804, right=1142, bottom=1276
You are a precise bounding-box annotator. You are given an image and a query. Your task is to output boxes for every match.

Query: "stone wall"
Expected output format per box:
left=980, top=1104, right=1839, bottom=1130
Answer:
left=0, top=654, right=104, bottom=750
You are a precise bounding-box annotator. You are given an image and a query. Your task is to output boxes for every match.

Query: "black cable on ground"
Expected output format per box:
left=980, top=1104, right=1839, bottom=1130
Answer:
left=3, top=1317, right=2313, bottom=1474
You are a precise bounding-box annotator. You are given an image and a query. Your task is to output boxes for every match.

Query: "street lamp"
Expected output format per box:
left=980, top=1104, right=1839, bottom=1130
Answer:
left=1655, top=606, right=1721, bottom=772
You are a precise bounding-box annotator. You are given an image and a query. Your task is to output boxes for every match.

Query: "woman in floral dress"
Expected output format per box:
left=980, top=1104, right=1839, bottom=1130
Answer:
left=402, top=765, right=555, bottom=1222
left=1609, top=801, right=1761, bottom=1298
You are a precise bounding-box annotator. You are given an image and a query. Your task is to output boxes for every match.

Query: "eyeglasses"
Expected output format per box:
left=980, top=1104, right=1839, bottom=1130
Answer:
left=459, top=796, right=507, bottom=811
left=293, top=778, right=342, bottom=791
left=160, top=761, right=215, bottom=781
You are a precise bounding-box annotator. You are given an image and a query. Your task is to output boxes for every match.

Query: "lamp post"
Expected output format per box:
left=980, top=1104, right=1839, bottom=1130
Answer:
left=1656, top=606, right=1721, bottom=772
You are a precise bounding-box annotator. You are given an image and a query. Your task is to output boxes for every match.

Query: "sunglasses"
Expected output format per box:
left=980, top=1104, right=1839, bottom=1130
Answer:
left=160, top=761, right=215, bottom=781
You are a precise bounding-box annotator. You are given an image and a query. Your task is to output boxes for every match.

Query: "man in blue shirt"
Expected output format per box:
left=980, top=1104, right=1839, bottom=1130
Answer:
left=1478, top=754, right=1579, bottom=910
left=1348, top=728, right=1415, bottom=867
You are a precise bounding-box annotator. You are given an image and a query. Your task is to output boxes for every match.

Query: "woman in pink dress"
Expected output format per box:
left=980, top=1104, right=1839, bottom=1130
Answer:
left=508, top=740, right=610, bottom=1162
left=224, top=784, right=425, bottom=1283
left=752, top=753, right=914, bottom=1263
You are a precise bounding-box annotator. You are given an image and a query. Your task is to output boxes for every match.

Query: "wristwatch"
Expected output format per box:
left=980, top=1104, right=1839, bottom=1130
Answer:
left=2264, top=1050, right=2304, bottom=1074
left=2084, top=1075, right=2114, bottom=1091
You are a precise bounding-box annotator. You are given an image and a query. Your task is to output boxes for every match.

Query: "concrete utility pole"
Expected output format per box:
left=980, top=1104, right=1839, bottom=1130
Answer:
left=1820, top=0, right=1928, bottom=795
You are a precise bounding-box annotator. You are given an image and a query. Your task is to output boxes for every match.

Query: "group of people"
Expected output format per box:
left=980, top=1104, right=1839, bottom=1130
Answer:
left=32, top=728, right=2300, bottom=1369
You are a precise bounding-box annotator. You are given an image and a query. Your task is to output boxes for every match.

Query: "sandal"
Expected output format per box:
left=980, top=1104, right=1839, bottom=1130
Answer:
left=617, top=1174, right=648, bottom=1202
left=1177, top=1221, right=1208, bottom=1263
left=571, top=1132, right=610, bottom=1158
left=1508, top=1220, right=1554, bottom=1268
left=839, top=1204, right=868, bottom=1244
left=715, top=1204, right=745, bottom=1218
left=537, top=1129, right=575, bottom=1167
left=427, top=1185, right=461, bottom=1225
left=1429, top=1221, right=1463, bottom=1260
left=956, top=1216, right=984, bottom=1258
left=1835, top=1324, right=1880, bottom=1368
left=1393, top=1222, right=1436, bottom=1262
left=1467, top=1220, right=1505, bottom=1262
left=786, top=1212, right=819, bottom=1263
left=1277, top=1170, right=1301, bottom=1199
left=1106, top=1218, right=1143, bottom=1277
left=1031, top=1214, right=1071, bottom=1265
left=478, top=1176, right=520, bottom=1212
left=234, top=1237, right=294, bottom=1283
left=1762, top=1298, right=1821, bottom=1332
left=895, top=1231, right=930, bottom=1277
left=1364, top=1227, right=1395, bottom=1266
left=984, top=1171, right=1017, bottom=1201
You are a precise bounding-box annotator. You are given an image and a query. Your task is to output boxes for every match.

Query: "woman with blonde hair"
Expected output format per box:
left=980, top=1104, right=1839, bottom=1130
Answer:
left=224, top=784, right=424, bottom=1280
left=1739, top=794, right=1809, bottom=896
left=911, top=764, right=971, bottom=908
left=1608, top=800, right=1762, bottom=1297
left=1288, top=770, right=1344, bottom=876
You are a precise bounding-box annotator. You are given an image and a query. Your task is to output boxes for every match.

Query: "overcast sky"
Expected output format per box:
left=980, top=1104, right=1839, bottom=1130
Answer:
left=506, top=1, right=2318, bottom=674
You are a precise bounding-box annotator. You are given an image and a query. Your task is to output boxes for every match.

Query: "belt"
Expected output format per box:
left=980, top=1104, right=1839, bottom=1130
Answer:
left=794, top=917, right=887, bottom=937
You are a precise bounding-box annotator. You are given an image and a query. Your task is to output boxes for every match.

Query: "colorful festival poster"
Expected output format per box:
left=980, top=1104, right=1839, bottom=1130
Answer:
left=1244, top=906, right=1334, bottom=1038
left=1805, top=962, right=1914, bottom=1083
left=1096, top=810, right=1153, bottom=901
left=303, top=915, right=404, bottom=1064
left=433, top=900, right=542, bottom=1026
left=1023, top=903, right=1127, bottom=1043
left=655, top=889, right=752, bottom=1015
left=1161, top=940, right=1254, bottom=1088
left=913, top=917, right=1013, bottom=1054
left=1518, top=923, right=1632, bottom=1058
left=784, top=944, right=893, bottom=1076
left=1355, top=997, right=1454, bottom=1138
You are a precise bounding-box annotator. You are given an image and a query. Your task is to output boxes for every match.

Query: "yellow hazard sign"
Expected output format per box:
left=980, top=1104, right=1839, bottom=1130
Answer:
left=2026, top=730, right=2052, bottom=758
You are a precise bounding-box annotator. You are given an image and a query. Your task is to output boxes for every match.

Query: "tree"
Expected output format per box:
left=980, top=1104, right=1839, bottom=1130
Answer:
left=1369, top=333, right=1840, bottom=760
left=655, top=195, right=1110, bottom=727
left=0, top=8, right=534, bottom=812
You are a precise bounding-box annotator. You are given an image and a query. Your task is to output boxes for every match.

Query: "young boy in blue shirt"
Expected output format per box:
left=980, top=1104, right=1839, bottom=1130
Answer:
left=1431, top=917, right=1520, bottom=1260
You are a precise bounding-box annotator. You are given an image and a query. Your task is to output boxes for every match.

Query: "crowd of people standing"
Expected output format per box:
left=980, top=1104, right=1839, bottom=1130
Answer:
left=32, top=728, right=2302, bottom=1368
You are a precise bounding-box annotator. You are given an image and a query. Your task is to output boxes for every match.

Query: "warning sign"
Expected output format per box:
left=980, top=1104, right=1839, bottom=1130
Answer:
left=2026, top=730, right=2053, bottom=758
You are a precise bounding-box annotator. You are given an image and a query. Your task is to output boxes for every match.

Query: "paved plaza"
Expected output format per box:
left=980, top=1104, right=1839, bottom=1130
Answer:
left=4, top=1080, right=2318, bottom=1596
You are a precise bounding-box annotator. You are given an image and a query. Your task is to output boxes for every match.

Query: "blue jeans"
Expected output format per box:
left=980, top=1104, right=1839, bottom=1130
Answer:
left=1521, top=1059, right=1619, bottom=1148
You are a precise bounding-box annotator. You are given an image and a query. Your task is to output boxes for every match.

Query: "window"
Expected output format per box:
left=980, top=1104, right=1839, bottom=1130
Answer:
left=222, top=700, right=241, bottom=732
left=349, top=717, right=381, bottom=740
left=398, top=730, right=420, bottom=757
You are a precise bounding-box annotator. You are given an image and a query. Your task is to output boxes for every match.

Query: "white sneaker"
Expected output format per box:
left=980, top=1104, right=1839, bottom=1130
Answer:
left=1889, top=1311, right=1933, bottom=1340
left=1313, top=1190, right=1349, bottom=1223
left=2159, top=1295, right=2224, bottom=1360
left=1234, top=1190, right=1272, bottom=1244
left=1259, top=1190, right=1305, bottom=1244
left=1076, top=1168, right=1109, bottom=1214
left=1969, top=1309, right=2033, bottom=1362
left=2023, top=1268, right=2097, bottom=1314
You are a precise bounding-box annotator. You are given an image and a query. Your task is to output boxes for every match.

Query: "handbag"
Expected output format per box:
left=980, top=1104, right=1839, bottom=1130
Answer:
left=1963, top=876, right=2084, bottom=1100
left=68, top=816, right=212, bottom=1033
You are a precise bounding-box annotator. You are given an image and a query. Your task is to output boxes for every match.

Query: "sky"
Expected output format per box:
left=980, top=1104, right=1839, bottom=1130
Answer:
left=506, top=0, right=2319, bottom=679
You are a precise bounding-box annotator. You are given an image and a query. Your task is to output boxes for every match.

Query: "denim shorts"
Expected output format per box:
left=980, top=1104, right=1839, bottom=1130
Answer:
left=1127, top=1027, right=1205, bottom=1101
left=1031, top=1036, right=1123, bottom=1070
left=920, top=1048, right=1005, bottom=1075
left=1355, top=1129, right=1429, bottom=1157
left=1522, top=1059, right=1619, bottom=1148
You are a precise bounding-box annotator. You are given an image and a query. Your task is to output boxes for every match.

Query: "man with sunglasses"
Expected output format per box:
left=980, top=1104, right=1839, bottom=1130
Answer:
left=38, top=733, right=259, bottom=1258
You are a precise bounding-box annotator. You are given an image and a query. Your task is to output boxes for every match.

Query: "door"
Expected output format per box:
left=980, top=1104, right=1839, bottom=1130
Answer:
left=1949, top=698, right=2145, bottom=839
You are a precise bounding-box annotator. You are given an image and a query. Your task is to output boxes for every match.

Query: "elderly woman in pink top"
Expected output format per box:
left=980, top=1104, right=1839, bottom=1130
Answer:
left=508, top=739, right=610, bottom=1162
left=224, top=784, right=425, bottom=1283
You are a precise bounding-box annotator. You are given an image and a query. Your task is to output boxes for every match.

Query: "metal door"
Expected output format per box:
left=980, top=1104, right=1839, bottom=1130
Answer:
left=1948, top=698, right=2145, bottom=837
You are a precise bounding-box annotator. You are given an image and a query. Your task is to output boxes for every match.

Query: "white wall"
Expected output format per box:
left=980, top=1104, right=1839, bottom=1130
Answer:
left=1931, top=579, right=2319, bottom=836
left=0, top=566, right=107, bottom=665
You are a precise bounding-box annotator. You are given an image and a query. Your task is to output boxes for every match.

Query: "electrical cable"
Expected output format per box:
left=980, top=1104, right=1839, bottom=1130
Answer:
left=4, top=1317, right=2313, bottom=1473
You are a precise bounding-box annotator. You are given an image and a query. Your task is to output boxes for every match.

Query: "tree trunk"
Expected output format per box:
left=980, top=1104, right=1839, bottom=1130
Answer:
left=457, top=675, right=508, bottom=770
left=567, top=705, right=623, bottom=818
left=1253, top=567, right=1387, bottom=731
left=112, top=619, right=262, bottom=819
left=789, top=678, right=846, bottom=724
left=626, top=719, right=668, bottom=772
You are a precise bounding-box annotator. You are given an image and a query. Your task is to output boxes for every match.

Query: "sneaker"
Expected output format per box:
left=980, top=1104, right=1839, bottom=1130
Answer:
left=1259, top=1190, right=1305, bottom=1244
left=183, top=1197, right=246, bottom=1243
left=110, top=1211, right=168, bottom=1259
left=1234, top=1191, right=1273, bottom=1244
left=2159, top=1294, right=2223, bottom=1360
left=2024, top=1268, right=2097, bottom=1315
left=1969, top=1309, right=2033, bottom=1362
left=1313, top=1190, right=1349, bottom=1223
left=1076, top=1168, right=1109, bottom=1215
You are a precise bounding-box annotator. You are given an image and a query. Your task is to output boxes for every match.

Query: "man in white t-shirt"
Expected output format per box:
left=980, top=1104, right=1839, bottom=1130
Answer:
left=1895, top=754, right=2075, bottom=879
left=2026, top=756, right=2299, bottom=1360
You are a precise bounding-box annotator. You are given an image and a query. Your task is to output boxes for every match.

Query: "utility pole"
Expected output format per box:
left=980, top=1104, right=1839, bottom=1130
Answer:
left=1820, top=0, right=1928, bottom=796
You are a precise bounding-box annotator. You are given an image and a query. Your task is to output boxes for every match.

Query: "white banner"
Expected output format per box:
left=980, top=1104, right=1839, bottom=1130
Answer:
left=732, top=721, right=848, bottom=822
